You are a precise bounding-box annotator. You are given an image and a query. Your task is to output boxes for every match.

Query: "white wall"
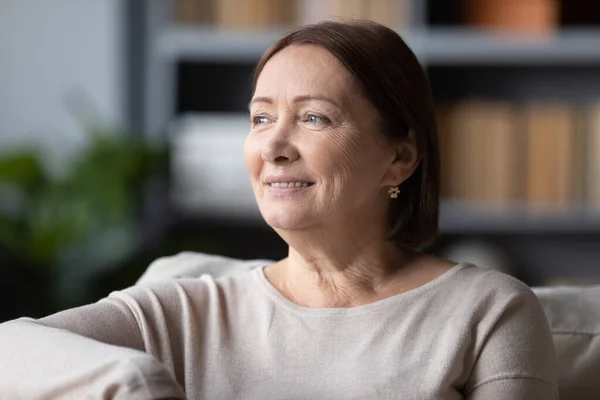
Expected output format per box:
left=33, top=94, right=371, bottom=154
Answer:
left=0, top=0, right=124, bottom=163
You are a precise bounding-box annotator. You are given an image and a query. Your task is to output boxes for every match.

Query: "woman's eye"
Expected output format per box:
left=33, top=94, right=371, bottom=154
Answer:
left=252, top=115, right=270, bottom=126
left=306, top=114, right=330, bottom=126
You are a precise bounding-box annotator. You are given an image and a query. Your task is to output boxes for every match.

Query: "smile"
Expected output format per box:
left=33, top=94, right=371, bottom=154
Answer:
left=268, top=182, right=313, bottom=188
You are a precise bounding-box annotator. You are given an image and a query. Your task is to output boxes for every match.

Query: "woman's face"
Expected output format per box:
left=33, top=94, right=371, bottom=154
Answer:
left=245, top=44, right=398, bottom=231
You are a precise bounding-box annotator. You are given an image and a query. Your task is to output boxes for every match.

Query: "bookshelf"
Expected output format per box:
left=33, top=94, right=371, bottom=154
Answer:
left=139, top=0, right=600, bottom=285
left=440, top=202, right=600, bottom=234
left=157, top=27, right=600, bottom=65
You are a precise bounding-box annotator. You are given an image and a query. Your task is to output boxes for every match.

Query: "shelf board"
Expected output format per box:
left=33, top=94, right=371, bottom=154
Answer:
left=440, top=201, right=600, bottom=234
left=156, top=26, right=289, bottom=62
left=416, top=28, right=600, bottom=65
left=156, top=26, right=600, bottom=65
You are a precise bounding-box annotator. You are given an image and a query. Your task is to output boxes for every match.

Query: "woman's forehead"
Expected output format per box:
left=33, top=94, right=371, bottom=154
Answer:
left=255, top=44, right=357, bottom=100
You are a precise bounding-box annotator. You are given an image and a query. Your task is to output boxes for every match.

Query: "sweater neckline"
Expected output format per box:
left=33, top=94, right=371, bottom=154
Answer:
left=253, top=262, right=471, bottom=317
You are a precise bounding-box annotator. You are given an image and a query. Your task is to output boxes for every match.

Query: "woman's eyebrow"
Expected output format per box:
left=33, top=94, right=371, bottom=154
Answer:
left=249, top=96, right=273, bottom=108
left=249, top=95, right=340, bottom=109
left=293, top=95, right=340, bottom=108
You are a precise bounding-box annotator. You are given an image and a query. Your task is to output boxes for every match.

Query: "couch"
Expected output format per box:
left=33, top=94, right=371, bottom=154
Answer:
left=137, top=252, right=600, bottom=400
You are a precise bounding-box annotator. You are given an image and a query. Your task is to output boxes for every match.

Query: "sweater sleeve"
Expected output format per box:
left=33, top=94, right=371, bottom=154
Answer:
left=464, top=286, right=559, bottom=400
left=0, top=282, right=189, bottom=399
left=466, top=377, right=557, bottom=399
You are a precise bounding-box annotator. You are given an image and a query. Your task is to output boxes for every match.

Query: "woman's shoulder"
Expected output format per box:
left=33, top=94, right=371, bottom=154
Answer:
left=452, top=264, right=557, bottom=395
left=451, top=262, right=537, bottom=300
left=433, top=262, right=547, bottom=327
left=407, top=255, right=536, bottom=305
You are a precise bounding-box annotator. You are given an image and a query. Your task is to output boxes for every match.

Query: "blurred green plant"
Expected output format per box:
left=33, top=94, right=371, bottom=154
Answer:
left=0, top=126, right=168, bottom=315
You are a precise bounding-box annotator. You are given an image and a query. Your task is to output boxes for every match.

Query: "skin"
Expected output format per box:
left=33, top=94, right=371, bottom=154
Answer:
left=245, top=44, right=454, bottom=308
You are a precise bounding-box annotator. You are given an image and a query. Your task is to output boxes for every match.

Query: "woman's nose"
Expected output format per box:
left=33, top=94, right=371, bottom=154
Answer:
left=260, top=125, right=300, bottom=164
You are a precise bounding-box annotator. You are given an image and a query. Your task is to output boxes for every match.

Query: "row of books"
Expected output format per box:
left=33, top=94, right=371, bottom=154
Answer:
left=174, top=0, right=410, bottom=29
left=438, top=100, right=600, bottom=210
left=174, top=0, right=560, bottom=33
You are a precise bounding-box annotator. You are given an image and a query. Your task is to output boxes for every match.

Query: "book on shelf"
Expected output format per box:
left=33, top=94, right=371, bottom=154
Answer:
left=302, top=0, right=411, bottom=29
left=481, top=102, right=523, bottom=206
left=300, top=0, right=407, bottom=27
left=176, top=0, right=295, bottom=29
left=437, top=100, right=521, bottom=207
left=437, top=101, right=480, bottom=202
left=368, top=0, right=410, bottom=30
left=174, top=0, right=411, bottom=30
left=585, top=102, right=600, bottom=209
left=463, top=0, right=559, bottom=35
left=524, top=103, right=580, bottom=210
left=175, top=0, right=214, bottom=24
left=215, top=0, right=277, bottom=29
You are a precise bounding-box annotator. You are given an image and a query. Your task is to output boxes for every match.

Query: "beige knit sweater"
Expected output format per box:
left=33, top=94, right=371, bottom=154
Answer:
left=0, top=262, right=558, bottom=399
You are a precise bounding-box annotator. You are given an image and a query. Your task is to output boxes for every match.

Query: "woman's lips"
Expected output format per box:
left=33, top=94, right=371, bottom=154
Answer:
left=263, top=180, right=315, bottom=194
left=267, top=181, right=312, bottom=188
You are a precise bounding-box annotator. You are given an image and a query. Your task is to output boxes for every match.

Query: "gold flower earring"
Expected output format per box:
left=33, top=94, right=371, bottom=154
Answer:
left=388, top=178, right=400, bottom=199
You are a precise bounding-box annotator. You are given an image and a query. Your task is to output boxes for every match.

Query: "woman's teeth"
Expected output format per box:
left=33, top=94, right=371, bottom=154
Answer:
left=269, top=182, right=310, bottom=188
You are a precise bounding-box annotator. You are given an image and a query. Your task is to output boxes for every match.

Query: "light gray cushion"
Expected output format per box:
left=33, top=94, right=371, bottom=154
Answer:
left=136, top=251, right=270, bottom=284
left=533, top=286, right=600, bottom=400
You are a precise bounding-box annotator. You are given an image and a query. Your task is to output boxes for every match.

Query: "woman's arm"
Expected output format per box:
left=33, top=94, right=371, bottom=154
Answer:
left=0, top=284, right=188, bottom=399
left=466, top=378, right=556, bottom=399
left=464, top=287, right=558, bottom=399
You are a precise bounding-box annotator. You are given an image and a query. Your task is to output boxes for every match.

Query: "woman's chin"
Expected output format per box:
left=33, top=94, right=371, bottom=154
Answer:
left=260, top=208, right=309, bottom=231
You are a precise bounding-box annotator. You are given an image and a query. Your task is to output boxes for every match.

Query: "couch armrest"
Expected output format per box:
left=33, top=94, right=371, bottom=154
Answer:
left=533, top=286, right=600, bottom=400
left=136, top=252, right=270, bottom=284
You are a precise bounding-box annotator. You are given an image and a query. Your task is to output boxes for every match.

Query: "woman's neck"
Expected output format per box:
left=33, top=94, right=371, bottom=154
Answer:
left=266, top=230, right=418, bottom=308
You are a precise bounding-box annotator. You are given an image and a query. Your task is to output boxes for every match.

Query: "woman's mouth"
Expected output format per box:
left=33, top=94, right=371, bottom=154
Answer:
left=267, top=182, right=313, bottom=188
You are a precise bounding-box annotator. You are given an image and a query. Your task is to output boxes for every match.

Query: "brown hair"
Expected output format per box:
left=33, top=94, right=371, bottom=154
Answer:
left=252, top=20, right=440, bottom=249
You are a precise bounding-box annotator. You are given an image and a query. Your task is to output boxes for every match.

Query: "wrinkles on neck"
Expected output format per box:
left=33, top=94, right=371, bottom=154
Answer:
left=268, top=233, right=417, bottom=308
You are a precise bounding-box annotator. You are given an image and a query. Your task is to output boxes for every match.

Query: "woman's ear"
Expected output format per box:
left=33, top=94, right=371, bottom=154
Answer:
left=383, top=130, right=420, bottom=186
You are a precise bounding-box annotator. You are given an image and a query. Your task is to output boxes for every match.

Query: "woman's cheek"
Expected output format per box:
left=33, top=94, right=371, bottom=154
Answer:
left=324, top=128, right=366, bottom=176
left=243, top=137, right=262, bottom=179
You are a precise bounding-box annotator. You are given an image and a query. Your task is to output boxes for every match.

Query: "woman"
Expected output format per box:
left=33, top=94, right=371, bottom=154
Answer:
left=0, top=20, right=556, bottom=399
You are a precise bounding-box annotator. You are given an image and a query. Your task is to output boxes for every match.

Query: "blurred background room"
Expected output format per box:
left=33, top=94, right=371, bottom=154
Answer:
left=2, top=0, right=600, bottom=322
